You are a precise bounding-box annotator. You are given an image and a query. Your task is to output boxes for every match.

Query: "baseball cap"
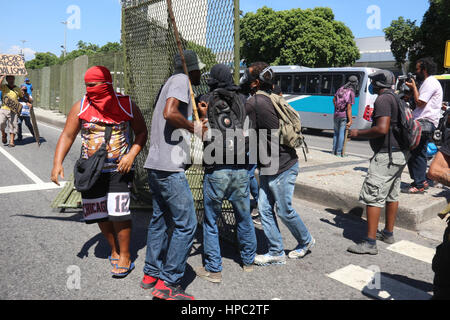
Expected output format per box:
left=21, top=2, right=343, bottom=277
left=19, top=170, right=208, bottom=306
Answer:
left=369, top=70, right=394, bottom=88
left=25, top=78, right=30, bottom=81
left=174, top=50, right=206, bottom=73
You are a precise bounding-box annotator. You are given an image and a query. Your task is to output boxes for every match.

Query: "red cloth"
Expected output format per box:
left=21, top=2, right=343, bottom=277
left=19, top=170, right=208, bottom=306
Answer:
left=78, top=66, right=133, bottom=124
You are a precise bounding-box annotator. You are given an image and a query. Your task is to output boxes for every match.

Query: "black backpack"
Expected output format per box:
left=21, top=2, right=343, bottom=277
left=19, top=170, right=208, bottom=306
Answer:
left=205, top=88, right=247, bottom=161
left=434, top=108, right=450, bottom=145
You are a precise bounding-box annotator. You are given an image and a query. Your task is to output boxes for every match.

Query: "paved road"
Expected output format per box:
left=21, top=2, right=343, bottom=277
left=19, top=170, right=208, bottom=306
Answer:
left=0, top=122, right=443, bottom=301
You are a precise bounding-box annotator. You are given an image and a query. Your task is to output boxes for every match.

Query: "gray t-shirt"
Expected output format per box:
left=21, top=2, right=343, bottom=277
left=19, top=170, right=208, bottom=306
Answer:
left=144, top=73, right=193, bottom=172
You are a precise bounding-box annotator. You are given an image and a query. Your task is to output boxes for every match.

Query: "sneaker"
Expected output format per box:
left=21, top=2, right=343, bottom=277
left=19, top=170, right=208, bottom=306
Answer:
left=243, top=264, right=254, bottom=272
left=254, top=253, right=286, bottom=266
left=151, top=280, right=195, bottom=300
left=347, top=241, right=378, bottom=255
left=376, top=230, right=395, bottom=244
left=141, top=274, right=158, bottom=290
left=194, top=267, right=222, bottom=283
left=288, top=237, right=316, bottom=259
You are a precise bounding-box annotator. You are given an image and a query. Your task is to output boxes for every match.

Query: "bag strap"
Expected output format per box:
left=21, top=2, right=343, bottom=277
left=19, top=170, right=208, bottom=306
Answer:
left=104, top=125, right=113, bottom=145
left=256, top=90, right=290, bottom=123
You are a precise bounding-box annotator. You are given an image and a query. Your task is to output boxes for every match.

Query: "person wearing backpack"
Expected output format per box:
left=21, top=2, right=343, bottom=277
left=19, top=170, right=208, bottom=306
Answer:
left=403, top=57, right=443, bottom=194
left=244, top=62, right=315, bottom=266
left=347, top=70, right=409, bottom=255
left=194, top=64, right=257, bottom=283
left=332, top=76, right=358, bottom=157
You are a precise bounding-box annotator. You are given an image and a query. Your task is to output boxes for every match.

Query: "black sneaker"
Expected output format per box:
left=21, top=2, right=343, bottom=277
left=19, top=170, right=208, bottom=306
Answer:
left=151, top=280, right=195, bottom=300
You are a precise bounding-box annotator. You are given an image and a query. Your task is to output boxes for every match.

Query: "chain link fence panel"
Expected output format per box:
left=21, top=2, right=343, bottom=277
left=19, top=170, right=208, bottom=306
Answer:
left=122, top=0, right=240, bottom=244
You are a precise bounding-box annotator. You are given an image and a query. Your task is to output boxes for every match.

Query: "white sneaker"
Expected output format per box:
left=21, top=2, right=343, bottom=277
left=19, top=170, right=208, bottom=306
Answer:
left=254, top=253, right=286, bottom=266
left=288, top=237, right=316, bottom=259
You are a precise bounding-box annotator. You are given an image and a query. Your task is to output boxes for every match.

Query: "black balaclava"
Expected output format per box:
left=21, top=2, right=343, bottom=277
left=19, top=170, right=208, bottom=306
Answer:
left=207, top=64, right=239, bottom=91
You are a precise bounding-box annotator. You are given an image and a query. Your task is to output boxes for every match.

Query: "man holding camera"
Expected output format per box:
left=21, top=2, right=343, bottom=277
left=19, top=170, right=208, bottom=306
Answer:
left=404, top=57, right=443, bottom=194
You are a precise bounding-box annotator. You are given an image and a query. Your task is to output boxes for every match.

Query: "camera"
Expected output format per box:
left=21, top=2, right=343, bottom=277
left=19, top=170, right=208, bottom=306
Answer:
left=397, top=72, right=416, bottom=97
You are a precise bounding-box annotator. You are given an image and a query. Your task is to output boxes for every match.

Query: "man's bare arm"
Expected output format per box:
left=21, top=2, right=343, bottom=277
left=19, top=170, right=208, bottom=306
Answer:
left=428, top=152, right=450, bottom=187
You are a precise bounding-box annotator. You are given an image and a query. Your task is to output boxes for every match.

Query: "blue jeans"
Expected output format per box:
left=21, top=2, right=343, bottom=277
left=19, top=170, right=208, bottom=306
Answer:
left=203, top=167, right=256, bottom=272
left=248, top=164, right=259, bottom=207
left=333, top=117, right=347, bottom=155
left=258, top=162, right=312, bottom=256
left=143, top=169, right=197, bottom=285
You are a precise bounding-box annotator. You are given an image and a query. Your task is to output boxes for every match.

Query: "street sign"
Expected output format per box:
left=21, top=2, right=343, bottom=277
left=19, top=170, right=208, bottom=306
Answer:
left=445, top=40, right=450, bottom=69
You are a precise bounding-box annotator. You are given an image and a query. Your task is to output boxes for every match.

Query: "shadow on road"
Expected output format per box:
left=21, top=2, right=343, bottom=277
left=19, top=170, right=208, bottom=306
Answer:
left=320, top=208, right=367, bottom=243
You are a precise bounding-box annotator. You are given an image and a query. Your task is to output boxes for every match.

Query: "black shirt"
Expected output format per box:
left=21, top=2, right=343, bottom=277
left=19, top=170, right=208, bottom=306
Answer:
left=440, top=126, right=450, bottom=157
left=369, top=91, right=401, bottom=153
left=245, top=93, right=298, bottom=175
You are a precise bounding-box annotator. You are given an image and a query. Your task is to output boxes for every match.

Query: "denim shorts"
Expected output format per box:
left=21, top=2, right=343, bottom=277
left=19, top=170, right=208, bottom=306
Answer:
left=359, top=152, right=408, bottom=207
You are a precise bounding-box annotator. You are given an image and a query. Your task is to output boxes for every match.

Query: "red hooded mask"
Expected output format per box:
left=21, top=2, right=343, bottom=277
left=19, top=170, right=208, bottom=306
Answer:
left=78, top=66, right=133, bottom=124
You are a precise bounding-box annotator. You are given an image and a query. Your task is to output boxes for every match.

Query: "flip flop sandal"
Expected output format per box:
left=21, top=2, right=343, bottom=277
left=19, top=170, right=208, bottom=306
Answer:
left=2, top=135, right=7, bottom=145
left=8, top=144, right=15, bottom=148
left=403, top=186, right=425, bottom=194
left=108, top=256, right=119, bottom=266
left=111, top=262, right=135, bottom=278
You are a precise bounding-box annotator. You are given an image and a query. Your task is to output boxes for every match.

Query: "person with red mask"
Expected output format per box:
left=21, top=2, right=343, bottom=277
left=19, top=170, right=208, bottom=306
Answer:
left=51, top=66, right=148, bottom=278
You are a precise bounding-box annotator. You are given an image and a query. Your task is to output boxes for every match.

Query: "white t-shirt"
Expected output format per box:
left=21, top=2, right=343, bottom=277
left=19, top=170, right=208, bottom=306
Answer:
left=413, top=76, right=443, bottom=127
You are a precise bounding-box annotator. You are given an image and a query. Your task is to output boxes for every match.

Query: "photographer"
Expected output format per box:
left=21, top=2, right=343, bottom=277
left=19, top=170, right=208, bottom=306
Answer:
left=403, top=57, right=443, bottom=194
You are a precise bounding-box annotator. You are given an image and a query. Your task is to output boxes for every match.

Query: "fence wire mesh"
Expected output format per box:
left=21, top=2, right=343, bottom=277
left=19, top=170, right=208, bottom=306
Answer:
left=122, top=0, right=240, bottom=243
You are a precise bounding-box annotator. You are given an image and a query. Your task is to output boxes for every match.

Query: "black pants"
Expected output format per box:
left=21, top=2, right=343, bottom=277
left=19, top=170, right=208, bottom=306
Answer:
left=18, top=116, right=34, bottom=140
left=432, top=220, right=450, bottom=300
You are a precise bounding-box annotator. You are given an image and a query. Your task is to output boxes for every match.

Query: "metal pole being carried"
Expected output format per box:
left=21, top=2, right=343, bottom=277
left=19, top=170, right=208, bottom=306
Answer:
left=166, top=0, right=200, bottom=122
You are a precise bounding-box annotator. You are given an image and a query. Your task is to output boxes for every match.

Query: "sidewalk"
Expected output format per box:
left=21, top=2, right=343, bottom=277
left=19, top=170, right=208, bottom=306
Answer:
left=295, top=148, right=449, bottom=231
left=34, top=107, right=450, bottom=231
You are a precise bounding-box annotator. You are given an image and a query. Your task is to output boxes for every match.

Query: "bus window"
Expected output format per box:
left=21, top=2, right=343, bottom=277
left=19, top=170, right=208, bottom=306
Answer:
left=293, top=75, right=307, bottom=94
left=331, top=74, right=344, bottom=94
left=307, top=74, right=320, bottom=94
left=321, top=74, right=332, bottom=94
left=281, top=75, right=293, bottom=93
left=439, top=80, right=450, bottom=103
left=274, top=75, right=281, bottom=88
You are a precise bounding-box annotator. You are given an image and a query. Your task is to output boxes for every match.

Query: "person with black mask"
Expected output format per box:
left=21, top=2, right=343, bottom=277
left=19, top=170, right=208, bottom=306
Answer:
left=244, top=62, right=315, bottom=266
left=195, top=64, right=257, bottom=283
left=347, top=70, right=409, bottom=254
left=403, top=57, right=443, bottom=194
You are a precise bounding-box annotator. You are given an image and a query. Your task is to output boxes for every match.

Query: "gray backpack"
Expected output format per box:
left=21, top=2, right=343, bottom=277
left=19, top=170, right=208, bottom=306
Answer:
left=256, top=90, right=308, bottom=161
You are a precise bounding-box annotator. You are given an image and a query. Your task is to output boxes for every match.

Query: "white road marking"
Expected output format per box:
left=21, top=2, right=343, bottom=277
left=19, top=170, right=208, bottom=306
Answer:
left=327, top=264, right=432, bottom=300
left=387, top=240, right=436, bottom=264
left=0, top=182, right=66, bottom=194
left=38, top=122, right=63, bottom=131
left=0, top=146, right=44, bottom=184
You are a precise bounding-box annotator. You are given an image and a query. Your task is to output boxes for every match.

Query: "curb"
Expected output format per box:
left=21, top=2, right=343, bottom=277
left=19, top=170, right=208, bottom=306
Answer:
left=294, top=180, right=449, bottom=231
left=34, top=110, right=66, bottom=130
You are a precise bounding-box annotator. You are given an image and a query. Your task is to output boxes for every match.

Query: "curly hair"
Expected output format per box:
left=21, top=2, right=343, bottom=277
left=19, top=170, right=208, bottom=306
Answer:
left=249, top=61, right=273, bottom=91
left=417, top=57, right=437, bottom=75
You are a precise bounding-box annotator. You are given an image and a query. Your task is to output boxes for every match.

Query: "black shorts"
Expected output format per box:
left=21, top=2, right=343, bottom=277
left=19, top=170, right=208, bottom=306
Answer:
left=81, top=171, right=134, bottom=224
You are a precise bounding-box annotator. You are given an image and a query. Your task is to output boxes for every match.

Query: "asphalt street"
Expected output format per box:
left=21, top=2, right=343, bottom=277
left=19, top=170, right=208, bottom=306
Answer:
left=0, top=122, right=443, bottom=301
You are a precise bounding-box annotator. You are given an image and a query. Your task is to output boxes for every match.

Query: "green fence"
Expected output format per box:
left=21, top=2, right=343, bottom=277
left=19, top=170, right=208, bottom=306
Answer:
left=122, top=0, right=240, bottom=242
left=27, top=52, right=125, bottom=116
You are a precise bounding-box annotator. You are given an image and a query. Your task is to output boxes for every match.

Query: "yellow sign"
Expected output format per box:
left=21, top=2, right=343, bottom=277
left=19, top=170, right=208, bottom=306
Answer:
left=445, top=40, right=450, bottom=68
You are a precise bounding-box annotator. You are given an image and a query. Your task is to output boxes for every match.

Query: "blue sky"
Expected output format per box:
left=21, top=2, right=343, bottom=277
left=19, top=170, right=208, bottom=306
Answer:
left=2, top=0, right=430, bottom=61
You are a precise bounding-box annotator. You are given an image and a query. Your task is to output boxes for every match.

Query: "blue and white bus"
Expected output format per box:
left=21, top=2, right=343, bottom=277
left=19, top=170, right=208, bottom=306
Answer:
left=270, top=66, right=380, bottom=130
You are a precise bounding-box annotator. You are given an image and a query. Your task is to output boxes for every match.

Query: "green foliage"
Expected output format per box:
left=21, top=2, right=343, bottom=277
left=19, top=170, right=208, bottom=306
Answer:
left=26, top=41, right=123, bottom=69
left=25, top=52, right=59, bottom=69
left=387, top=0, right=450, bottom=73
left=383, top=17, right=419, bottom=70
left=412, top=0, right=450, bottom=73
left=240, top=6, right=360, bottom=68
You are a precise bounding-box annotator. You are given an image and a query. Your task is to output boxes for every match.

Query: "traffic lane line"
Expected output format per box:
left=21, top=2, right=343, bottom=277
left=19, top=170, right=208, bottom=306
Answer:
left=0, top=145, right=44, bottom=184
left=327, top=264, right=432, bottom=300
left=0, top=182, right=66, bottom=195
left=386, top=240, right=436, bottom=264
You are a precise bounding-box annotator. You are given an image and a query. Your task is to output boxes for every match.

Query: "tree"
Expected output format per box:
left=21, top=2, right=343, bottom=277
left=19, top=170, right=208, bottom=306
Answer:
left=383, top=17, right=419, bottom=73
left=240, top=7, right=360, bottom=67
left=412, top=0, right=450, bottom=73
left=25, top=52, right=59, bottom=69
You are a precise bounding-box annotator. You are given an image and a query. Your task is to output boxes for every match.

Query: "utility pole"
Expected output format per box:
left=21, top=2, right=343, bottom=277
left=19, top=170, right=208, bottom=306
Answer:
left=20, top=40, right=27, bottom=58
left=61, top=21, right=68, bottom=58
